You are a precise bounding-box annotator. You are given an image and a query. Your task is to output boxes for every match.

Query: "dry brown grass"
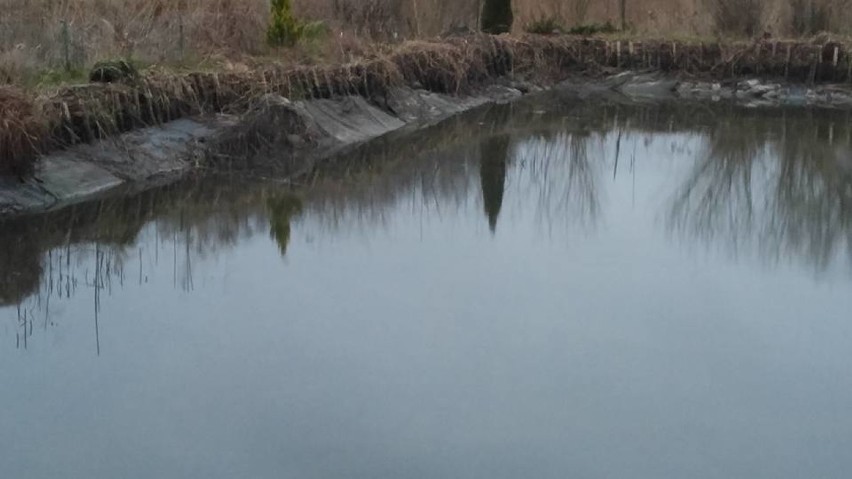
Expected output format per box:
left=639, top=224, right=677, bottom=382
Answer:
left=513, top=0, right=852, bottom=37
left=0, top=86, right=44, bottom=174
left=3, top=0, right=852, bottom=87
left=13, top=34, right=849, bottom=160
left=2, top=2, right=852, bottom=176
left=294, top=0, right=480, bottom=39
left=0, top=34, right=571, bottom=171
left=0, top=0, right=268, bottom=84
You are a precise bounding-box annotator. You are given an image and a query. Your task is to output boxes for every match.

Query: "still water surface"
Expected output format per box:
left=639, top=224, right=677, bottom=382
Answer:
left=2, top=93, right=852, bottom=478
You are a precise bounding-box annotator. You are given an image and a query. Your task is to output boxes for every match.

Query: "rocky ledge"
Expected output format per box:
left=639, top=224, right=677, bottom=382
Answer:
left=602, top=71, right=852, bottom=108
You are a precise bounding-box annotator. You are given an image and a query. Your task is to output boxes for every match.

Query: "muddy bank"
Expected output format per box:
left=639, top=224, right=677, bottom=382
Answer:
left=4, top=71, right=852, bottom=217
left=7, top=35, right=852, bottom=163
left=3, top=34, right=852, bottom=216
left=0, top=85, right=523, bottom=216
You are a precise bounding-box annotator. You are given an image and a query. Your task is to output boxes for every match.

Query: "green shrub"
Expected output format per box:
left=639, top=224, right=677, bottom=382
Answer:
left=524, top=16, right=563, bottom=35
left=565, top=22, right=619, bottom=35
left=268, top=0, right=303, bottom=47
left=481, top=0, right=514, bottom=35
left=89, top=59, right=139, bottom=83
left=33, top=68, right=87, bottom=88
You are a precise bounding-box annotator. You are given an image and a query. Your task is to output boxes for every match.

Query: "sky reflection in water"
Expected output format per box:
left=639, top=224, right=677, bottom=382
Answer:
left=2, top=95, right=852, bottom=479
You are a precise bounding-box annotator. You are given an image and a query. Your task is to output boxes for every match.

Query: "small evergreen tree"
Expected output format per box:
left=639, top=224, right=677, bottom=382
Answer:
left=481, top=0, right=514, bottom=35
left=268, top=0, right=302, bottom=47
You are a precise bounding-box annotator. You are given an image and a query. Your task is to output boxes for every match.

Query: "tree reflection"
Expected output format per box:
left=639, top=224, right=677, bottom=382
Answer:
left=6, top=96, right=852, bottom=349
left=667, top=117, right=765, bottom=250
left=667, top=110, right=852, bottom=272
left=267, top=194, right=304, bottom=256
left=480, top=135, right=511, bottom=233
left=515, top=129, right=603, bottom=230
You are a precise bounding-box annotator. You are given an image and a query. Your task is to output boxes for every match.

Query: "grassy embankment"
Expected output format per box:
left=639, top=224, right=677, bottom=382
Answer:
left=1, top=0, right=852, bottom=175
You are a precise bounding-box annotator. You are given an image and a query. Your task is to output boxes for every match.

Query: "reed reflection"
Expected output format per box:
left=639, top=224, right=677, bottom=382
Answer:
left=0, top=178, right=280, bottom=350
left=667, top=109, right=852, bottom=272
left=3, top=97, right=852, bottom=349
left=515, top=128, right=603, bottom=230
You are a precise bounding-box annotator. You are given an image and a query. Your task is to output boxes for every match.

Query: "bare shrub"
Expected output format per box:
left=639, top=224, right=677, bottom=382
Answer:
left=790, top=0, right=832, bottom=35
left=514, top=0, right=593, bottom=27
left=0, top=0, right=267, bottom=83
left=708, top=0, right=765, bottom=36
left=296, top=0, right=479, bottom=38
left=0, top=46, right=40, bottom=85
left=572, top=0, right=593, bottom=25
left=3, top=0, right=852, bottom=87
left=327, top=0, right=407, bottom=39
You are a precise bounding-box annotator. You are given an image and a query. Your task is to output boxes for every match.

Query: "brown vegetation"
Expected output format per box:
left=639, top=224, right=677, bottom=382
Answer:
left=2, top=0, right=852, bottom=87
left=0, top=34, right=846, bottom=171
left=2, top=0, right=852, bottom=175
left=0, top=86, right=44, bottom=175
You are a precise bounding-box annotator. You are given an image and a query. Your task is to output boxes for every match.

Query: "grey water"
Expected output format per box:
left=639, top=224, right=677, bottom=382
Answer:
left=3, top=92, right=852, bottom=479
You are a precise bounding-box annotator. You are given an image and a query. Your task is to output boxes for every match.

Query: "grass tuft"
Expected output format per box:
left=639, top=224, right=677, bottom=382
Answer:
left=565, top=22, right=619, bottom=36
left=524, top=16, right=563, bottom=35
left=0, top=86, right=45, bottom=175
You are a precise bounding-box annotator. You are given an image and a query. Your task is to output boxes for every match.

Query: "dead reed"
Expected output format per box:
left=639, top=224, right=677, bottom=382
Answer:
left=0, top=86, right=45, bottom=175
left=3, top=0, right=852, bottom=85
left=2, top=34, right=852, bottom=176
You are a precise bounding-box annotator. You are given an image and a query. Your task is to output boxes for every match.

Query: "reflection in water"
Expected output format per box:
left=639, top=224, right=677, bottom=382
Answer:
left=480, top=135, right=510, bottom=233
left=516, top=129, right=603, bottom=229
left=267, top=194, right=304, bottom=256
left=0, top=178, right=276, bottom=349
left=668, top=109, right=852, bottom=272
left=2, top=95, right=852, bottom=345
left=3, top=93, right=852, bottom=479
left=0, top=223, right=42, bottom=307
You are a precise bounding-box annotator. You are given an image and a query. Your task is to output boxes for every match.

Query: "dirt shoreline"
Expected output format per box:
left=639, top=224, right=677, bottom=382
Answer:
left=3, top=34, right=852, bottom=217
left=8, top=34, right=852, bottom=158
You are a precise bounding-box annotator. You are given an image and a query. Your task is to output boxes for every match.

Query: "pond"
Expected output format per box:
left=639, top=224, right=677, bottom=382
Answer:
left=2, top=92, right=852, bottom=479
